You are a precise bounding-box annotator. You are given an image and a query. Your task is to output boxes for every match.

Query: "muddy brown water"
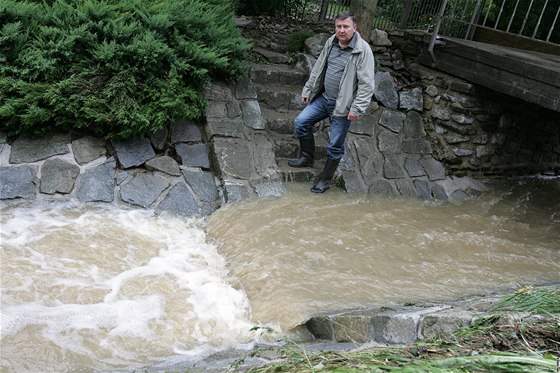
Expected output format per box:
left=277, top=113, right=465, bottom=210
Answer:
left=1, top=178, right=559, bottom=372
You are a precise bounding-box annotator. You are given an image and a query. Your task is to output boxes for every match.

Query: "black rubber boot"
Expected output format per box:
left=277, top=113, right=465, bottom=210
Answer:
left=288, top=137, right=315, bottom=168
left=311, top=158, right=340, bottom=193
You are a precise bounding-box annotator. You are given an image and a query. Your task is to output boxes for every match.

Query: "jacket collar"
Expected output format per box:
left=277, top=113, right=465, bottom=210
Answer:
left=331, top=32, right=364, bottom=53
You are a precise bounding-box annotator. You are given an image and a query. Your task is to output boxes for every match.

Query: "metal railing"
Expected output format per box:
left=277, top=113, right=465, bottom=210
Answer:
left=319, top=0, right=352, bottom=20
left=372, top=0, right=559, bottom=44
left=476, top=0, right=559, bottom=43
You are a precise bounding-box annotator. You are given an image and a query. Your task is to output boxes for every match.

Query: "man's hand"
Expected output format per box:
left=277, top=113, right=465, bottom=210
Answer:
left=301, top=96, right=309, bottom=105
left=347, top=112, right=359, bottom=121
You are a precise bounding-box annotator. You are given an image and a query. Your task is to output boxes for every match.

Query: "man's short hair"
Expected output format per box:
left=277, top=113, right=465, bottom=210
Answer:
left=335, top=12, right=357, bottom=24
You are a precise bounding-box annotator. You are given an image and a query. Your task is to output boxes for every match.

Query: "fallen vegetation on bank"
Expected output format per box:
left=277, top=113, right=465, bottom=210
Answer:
left=235, top=285, right=559, bottom=372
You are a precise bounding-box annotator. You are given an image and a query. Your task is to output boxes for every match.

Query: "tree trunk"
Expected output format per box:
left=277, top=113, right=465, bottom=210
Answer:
left=349, top=0, right=378, bottom=41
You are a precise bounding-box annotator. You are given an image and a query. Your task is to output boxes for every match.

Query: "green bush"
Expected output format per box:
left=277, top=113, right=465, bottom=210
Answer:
left=286, top=29, right=314, bottom=53
left=0, top=0, right=251, bottom=139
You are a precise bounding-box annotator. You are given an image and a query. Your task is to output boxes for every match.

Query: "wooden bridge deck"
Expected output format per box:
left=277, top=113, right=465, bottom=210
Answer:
left=422, top=37, right=560, bottom=112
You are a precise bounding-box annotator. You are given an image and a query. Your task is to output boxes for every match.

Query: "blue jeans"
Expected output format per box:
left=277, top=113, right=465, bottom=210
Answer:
left=294, top=94, right=351, bottom=160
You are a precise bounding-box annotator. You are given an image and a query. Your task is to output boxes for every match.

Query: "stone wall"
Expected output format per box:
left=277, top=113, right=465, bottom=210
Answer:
left=370, top=30, right=560, bottom=179
left=298, top=29, right=560, bottom=198
left=0, top=81, right=284, bottom=216
left=0, top=124, right=222, bottom=216
left=2, top=27, right=559, bottom=214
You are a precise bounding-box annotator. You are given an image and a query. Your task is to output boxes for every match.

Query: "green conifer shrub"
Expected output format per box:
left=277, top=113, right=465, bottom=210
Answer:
left=0, top=0, right=251, bottom=139
left=286, top=29, right=314, bottom=53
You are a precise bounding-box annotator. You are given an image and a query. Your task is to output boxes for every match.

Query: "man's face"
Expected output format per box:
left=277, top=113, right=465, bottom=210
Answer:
left=335, top=17, right=356, bottom=45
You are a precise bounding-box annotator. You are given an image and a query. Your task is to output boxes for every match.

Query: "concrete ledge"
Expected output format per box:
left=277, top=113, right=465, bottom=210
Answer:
left=304, top=293, right=509, bottom=345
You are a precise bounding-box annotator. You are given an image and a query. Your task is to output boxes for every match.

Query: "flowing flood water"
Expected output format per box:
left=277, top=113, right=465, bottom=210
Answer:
left=1, top=178, right=559, bottom=372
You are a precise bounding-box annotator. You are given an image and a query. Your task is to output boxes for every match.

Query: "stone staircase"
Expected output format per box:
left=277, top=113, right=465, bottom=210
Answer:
left=249, top=59, right=326, bottom=184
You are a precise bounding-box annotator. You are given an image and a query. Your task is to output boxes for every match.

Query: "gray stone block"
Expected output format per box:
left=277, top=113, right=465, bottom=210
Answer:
left=383, top=154, right=406, bottom=179
left=379, top=109, right=406, bottom=133
left=112, top=137, right=156, bottom=169
left=253, top=48, right=290, bottom=64
left=404, top=110, right=426, bottom=138
left=404, top=157, right=426, bottom=177
left=253, top=180, right=284, bottom=197
left=341, top=169, right=368, bottom=193
left=40, top=158, right=79, bottom=194
left=370, top=29, right=392, bottom=46
left=452, top=114, right=474, bottom=125
left=304, top=33, right=331, bottom=58
left=206, top=120, right=244, bottom=139
left=250, top=63, right=307, bottom=85
left=205, top=83, right=233, bottom=102
left=431, top=104, right=452, bottom=121
left=369, top=179, right=395, bottom=194
left=453, top=148, right=474, bottom=157
left=241, top=100, right=266, bottom=130
left=223, top=180, right=251, bottom=203
left=212, top=138, right=254, bottom=180
left=420, top=156, right=446, bottom=181
left=149, top=127, right=168, bottom=151
left=253, top=133, right=280, bottom=179
left=431, top=183, right=449, bottom=202
left=76, top=160, right=116, bottom=202
left=305, top=316, right=334, bottom=340
left=371, top=313, right=418, bottom=344
left=145, top=156, right=181, bottom=176
left=254, top=85, right=300, bottom=111
left=176, top=143, right=211, bottom=169
left=205, top=101, right=228, bottom=119
left=350, top=136, right=383, bottom=179
left=419, top=309, right=473, bottom=340
left=445, top=135, right=470, bottom=144
left=0, top=165, right=36, bottom=199
left=399, top=87, right=423, bottom=112
left=378, top=128, right=402, bottom=153
left=182, top=170, right=219, bottom=203
left=235, top=75, right=258, bottom=100
left=395, top=179, right=417, bottom=197
left=374, top=71, right=399, bottom=109
left=116, top=171, right=129, bottom=185
left=414, top=179, right=432, bottom=200
left=403, top=139, right=432, bottom=154
left=157, top=182, right=199, bottom=217
left=265, top=111, right=296, bottom=135
left=331, top=314, right=371, bottom=343
left=171, top=120, right=202, bottom=144
left=227, top=101, right=242, bottom=119
left=72, top=136, right=106, bottom=165
left=10, top=135, right=70, bottom=164
left=120, top=173, right=169, bottom=208
left=349, top=111, right=377, bottom=136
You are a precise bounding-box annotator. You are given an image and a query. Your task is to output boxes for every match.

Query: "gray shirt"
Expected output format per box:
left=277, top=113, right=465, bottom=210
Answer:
left=323, top=36, right=355, bottom=100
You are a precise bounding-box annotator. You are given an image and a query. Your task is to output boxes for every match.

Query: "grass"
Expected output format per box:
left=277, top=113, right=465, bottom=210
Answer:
left=324, top=3, right=349, bottom=20
left=492, top=285, right=560, bottom=315
left=243, top=352, right=557, bottom=372
left=235, top=285, right=560, bottom=372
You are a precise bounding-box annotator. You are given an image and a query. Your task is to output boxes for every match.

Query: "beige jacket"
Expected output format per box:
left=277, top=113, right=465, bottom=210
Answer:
left=302, top=32, right=375, bottom=117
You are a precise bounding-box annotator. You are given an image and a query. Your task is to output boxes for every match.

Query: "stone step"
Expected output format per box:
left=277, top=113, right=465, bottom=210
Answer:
left=255, top=83, right=304, bottom=111
left=249, top=63, right=307, bottom=86
left=270, top=132, right=330, bottom=161
left=253, top=47, right=290, bottom=64
left=271, top=135, right=299, bottom=159
left=261, top=107, right=299, bottom=135
left=303, top=294, right=506, bottom=345
left=277, top=159, right=317, bottom=183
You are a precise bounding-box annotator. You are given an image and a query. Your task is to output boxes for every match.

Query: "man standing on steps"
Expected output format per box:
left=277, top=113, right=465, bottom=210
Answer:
left=288, top=11, right=375, bottom=193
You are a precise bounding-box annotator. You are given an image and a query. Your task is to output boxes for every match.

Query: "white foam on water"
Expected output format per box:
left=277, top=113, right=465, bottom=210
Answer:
left=0, top=201, right=258, bottom=372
